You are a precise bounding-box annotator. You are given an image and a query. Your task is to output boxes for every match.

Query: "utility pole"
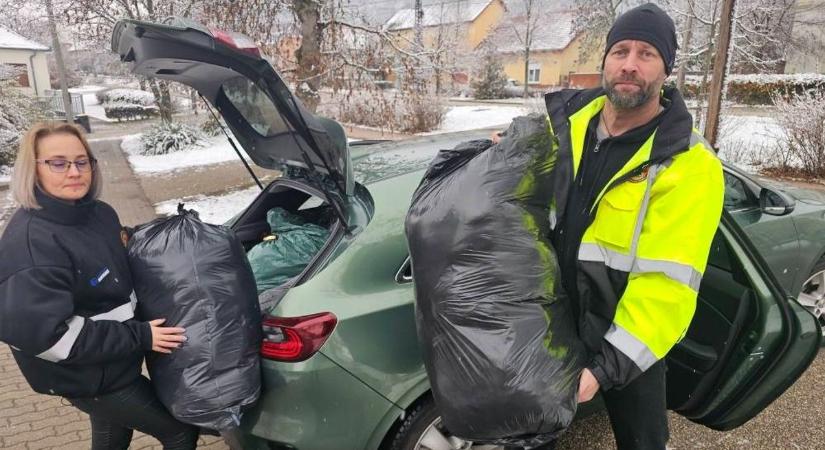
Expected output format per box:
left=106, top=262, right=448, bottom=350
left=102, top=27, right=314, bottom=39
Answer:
left=45, top=0, right=74, bottom=124
left=704, top=0, right=736, bottom=148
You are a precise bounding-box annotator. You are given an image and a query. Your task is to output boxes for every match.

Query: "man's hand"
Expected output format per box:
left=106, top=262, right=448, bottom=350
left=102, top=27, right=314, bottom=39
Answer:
left=491, top=131, right=504, bottom=144
left=577, top=368, right=600, bottom=403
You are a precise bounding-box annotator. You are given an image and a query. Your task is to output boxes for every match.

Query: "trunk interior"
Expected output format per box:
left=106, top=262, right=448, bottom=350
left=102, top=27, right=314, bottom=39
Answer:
left=231, top=180, right=340, bottom=308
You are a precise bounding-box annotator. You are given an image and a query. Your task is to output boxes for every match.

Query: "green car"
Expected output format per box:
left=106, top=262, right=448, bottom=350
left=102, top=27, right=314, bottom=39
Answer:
left=113, top=18, right=821, bottom=450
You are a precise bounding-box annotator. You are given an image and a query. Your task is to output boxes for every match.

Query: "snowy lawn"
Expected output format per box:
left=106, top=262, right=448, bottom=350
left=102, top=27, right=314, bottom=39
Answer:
left=716, top=115, right=783, bottom=173
left=122, top=133, right=251, bottom=174
left=155, top=185, right=259, bottom=225
left=429, top=105, right=530, bottom=134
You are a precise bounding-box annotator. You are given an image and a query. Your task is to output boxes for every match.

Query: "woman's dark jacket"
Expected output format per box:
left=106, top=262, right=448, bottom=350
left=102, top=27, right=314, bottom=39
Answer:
left=0, top=189, right=152, bottom=397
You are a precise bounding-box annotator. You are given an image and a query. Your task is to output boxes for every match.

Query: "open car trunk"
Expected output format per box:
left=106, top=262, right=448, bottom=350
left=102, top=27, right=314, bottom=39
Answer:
left=231, top=179, right=345, bottom=311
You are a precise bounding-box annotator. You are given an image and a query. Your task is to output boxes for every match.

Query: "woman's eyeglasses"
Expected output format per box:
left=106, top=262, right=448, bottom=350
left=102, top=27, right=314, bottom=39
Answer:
left=36, top=158, right=97, bottom=173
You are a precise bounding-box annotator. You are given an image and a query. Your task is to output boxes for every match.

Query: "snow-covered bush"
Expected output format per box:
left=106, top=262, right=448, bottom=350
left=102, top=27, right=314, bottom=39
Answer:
left=0, top=66, right=44, bottom=167
left=771, top=90, right=825, bottom=177
left=471, top=49, right=508, bottom=100
left=668, top=74, right=825, bottom=105
left=200, top=115, right=226, bottom=137
left=97, top=88, right=155, bottom=106
left=323, top=89, right=445, bottom=133
left=98, top=88, right=158, bottom=121
left=139, top=123, right=203, bottom=156
left=103, top=103, right=159, bottom=121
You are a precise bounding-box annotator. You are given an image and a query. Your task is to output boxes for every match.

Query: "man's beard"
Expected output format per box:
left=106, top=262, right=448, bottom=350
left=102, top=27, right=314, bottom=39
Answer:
left=602, top=74, right=658, bottom=110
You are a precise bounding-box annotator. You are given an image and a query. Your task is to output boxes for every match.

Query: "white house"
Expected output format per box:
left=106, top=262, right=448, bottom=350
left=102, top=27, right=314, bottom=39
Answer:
left=0, top=26, right=51, bottom=96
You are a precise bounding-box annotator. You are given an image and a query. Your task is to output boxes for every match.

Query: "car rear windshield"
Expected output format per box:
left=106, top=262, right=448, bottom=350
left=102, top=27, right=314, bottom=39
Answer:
left=222, top=76, right=289, bottom=137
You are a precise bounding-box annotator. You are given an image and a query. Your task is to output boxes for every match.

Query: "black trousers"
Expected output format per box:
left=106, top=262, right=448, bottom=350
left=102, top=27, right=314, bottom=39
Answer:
left=67, top=376, right=199, bottom=450
left=600, top=360, right=669, bottom=450
left=528, top=360, right=668, bottom=450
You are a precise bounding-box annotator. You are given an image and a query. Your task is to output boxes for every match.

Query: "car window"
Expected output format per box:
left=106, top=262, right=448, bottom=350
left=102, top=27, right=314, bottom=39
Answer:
left=724, top=172, right=757, bottom=211
left=222, top=76, right=289, bottom=137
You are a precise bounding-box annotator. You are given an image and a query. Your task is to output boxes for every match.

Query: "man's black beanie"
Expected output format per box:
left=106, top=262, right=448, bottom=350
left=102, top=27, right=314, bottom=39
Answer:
left=603, top=3, right=678, bottom=75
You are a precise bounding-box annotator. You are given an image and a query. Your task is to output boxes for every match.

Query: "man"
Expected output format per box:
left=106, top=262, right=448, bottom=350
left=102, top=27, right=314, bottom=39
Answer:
left=498, top=4, right=724, bottom=448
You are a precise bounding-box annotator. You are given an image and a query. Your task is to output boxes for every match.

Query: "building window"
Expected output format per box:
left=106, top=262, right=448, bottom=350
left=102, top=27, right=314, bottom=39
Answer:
left=527, top=63, right=541, bottom=84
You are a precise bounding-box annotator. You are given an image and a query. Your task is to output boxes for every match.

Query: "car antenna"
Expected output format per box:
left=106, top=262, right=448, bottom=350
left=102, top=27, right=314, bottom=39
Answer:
left=199, top=93, right=264, bottom=191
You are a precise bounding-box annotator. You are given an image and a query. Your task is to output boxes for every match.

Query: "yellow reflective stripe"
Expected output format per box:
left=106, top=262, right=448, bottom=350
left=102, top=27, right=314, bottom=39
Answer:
left=37, top=316, right=84, bottom=363
left=604, top=323, right=658, bottom=371
left=568, top=96, right=606, bottom=178
left=578, top=243, right=703, bottom=291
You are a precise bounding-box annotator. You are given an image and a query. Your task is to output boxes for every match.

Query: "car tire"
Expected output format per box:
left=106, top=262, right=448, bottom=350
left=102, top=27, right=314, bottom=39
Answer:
left=386, top=396, right=505, bottom=450
left=800, top=257, right=825, bottom=343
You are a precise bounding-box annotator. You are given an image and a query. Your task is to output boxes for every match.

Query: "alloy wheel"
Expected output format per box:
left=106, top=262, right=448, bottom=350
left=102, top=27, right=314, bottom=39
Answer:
left=413, top=417, right=505, bottom=450
left=799, top=268, right=825, bottom=336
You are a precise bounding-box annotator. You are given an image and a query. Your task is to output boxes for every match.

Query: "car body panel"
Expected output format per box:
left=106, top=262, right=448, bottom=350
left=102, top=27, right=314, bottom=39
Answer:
left=240, top=352, right=400, bottom=449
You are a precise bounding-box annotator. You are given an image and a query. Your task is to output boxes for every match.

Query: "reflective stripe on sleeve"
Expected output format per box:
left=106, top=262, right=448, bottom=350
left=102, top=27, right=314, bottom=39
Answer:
left=36, top=316, right=85, bottom=363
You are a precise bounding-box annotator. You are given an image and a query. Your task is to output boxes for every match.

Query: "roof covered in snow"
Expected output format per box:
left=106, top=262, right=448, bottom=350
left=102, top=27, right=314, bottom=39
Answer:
left=385, top=0, right=497, bottom=30
left=0, top=25, right=49, bottom=51
left=489, top=10, right=576, bottom=53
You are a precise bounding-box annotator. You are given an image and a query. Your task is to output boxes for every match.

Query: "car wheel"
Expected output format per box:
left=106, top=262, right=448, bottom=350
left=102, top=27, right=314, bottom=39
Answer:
left=387, top=396, right=505, bottom=450
left=800, top=258, right=825, bottom=339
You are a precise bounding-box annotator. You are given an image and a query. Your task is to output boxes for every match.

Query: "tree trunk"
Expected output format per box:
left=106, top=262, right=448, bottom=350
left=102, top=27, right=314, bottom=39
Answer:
left=293, top=0, right=323, bottom=112
left=676, top=14, right=695, bottom=92
left=523, top=48, right=530, bottom=99
left=704, top=0, right=736, bottom=148
left=45, top=0, right=74, bottom=123
left=148, top=78, right=173, bottom=124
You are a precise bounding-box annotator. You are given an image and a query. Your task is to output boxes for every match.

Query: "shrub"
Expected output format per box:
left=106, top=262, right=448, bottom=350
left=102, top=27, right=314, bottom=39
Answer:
left=771, top=90, right=825, bottom=177
left=200, top=115, right=226, bottom=137
left=322, top=89, right=446, bottom=134
left=471, top=50, right=508, bottom=100
left=0, top=67, right=46, bottom=167
left=97, top=88, right=155, bottom=106
left=140, top=123, right=204, bottom=155
left=104, top=103, right=159, bottom=121
left=668, top=74, right=825, bottom=105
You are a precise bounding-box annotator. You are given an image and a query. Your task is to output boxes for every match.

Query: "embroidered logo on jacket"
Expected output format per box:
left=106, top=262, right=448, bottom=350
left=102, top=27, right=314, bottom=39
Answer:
left=628, top=165, right=651, bottom=183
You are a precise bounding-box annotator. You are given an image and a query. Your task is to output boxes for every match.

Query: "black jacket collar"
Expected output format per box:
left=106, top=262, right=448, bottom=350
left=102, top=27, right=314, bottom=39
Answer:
left=31, top=188, right=97, bottom=226
left=546, top=86, right=693, bottom=163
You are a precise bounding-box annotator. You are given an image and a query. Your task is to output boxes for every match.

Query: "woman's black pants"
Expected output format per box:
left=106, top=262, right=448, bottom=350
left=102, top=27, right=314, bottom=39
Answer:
left=67, top=376, right=199, bottom=450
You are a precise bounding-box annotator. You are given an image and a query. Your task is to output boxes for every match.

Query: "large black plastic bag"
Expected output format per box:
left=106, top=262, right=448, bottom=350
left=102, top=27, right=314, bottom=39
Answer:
left=405, top=114, right=585, bottom=447
left=247, top=207, right=329, bottom=294
left=128, top=207, right=262, bottom=431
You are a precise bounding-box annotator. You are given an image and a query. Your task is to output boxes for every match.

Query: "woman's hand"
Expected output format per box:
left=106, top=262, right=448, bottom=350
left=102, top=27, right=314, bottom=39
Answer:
left=148, top=318, right=187, bottom=354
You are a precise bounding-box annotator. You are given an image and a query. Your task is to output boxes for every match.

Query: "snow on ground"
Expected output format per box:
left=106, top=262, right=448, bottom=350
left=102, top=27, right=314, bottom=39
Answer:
left=716, top=115, right=783, bottom=173
left=155, top=185, right=259, bottom=225
left=0, top=166, right=10, bottom=183
left=122, top=134, right=251, bottom=174
left=430, top=105, right=530, bottom=134
left=70, top=85, right=110, bottom=122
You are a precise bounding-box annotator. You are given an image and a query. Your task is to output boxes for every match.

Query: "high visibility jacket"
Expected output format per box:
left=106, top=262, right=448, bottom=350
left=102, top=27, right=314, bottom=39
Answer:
left=545, top=87, right=724, bottom=390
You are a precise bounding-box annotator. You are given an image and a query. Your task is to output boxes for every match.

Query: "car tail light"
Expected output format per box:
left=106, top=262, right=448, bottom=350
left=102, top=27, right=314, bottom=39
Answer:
left=261, top=312, right=338, bottom=362
left=209, top=28, right=261, bottom=58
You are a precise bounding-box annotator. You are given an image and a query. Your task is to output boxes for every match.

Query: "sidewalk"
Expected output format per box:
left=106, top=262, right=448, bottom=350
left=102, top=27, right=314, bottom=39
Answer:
left=0, top=138, right=228, bottom=449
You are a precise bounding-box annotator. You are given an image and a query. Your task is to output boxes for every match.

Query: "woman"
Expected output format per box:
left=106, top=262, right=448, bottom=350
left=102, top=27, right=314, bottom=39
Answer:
left=0, top=122, right=199, bottom=449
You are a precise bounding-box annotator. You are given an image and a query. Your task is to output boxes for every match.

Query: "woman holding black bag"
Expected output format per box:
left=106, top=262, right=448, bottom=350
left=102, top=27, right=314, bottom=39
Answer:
left=0, top=122, right=199, bottom=449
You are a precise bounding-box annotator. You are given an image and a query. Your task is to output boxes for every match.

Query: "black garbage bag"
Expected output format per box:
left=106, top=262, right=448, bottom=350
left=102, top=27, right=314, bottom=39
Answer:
left=128, top=206, right=262, bottom=431
left=405, top=114, right=586, bottom=447
left=247, top=207, right=330, bottom=294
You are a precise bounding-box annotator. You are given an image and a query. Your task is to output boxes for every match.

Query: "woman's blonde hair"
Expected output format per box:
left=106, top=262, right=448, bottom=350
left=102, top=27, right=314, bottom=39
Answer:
left=11, top=122, right=102, bottom=210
